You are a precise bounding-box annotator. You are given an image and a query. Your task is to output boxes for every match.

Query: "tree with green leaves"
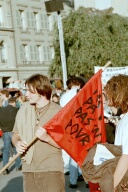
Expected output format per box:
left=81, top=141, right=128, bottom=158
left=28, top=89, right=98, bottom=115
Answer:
left=49, top=7, right=128, bottom=78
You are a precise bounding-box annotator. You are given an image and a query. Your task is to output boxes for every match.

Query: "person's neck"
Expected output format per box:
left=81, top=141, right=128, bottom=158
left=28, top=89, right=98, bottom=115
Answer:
left=9, top=103, right=16, bottom=107
left=71, top=85, right=80, bottom=89
left=36, top=99, right=50, bottom=109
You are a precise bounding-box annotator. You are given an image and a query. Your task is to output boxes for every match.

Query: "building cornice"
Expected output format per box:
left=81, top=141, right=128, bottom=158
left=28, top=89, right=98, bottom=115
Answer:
left=16, top=4, right=28, bottom=8
left=31, top=6, right=42, bottom=10
left=0, top=68, right=18, bottom=71
left=0, top=28, right=14, bottom=32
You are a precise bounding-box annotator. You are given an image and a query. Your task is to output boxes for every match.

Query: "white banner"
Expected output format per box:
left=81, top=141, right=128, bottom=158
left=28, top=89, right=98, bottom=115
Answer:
left=94, top=66, right=128, bottom=86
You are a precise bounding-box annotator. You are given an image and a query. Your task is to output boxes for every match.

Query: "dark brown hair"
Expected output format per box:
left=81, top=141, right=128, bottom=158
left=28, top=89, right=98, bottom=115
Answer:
left=25, top=74, right=52, bottom=100
left=104, top=74, right=128, bottom=113
left=8, top=97, right=17, bottom=104
left=1, top=90, right=10, bottom=98
left=66, top=77, right=85, bottom=89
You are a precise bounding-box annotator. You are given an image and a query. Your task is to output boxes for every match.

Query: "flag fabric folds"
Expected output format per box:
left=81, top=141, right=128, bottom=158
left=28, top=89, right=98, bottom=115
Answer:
left=44, top=70, right=106, bottom=166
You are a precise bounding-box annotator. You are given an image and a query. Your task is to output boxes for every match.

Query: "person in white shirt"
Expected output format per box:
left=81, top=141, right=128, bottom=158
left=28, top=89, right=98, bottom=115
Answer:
left=60, top=77, right=86, bottom=188
left=104, top=74, right=128, bottom=191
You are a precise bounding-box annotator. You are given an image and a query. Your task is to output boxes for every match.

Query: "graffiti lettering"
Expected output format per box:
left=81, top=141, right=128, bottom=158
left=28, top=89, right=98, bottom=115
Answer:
left=79, top=134, right=90, bottom=146
left=74, top=107, right=88, bottom=123
left=98, top=115, right=102, bottom=121
left=93, top=90, right=98, bottom=95
left=92, top=125, right=102, bottom=138
left=65, top=120, right=90, bottom=146
left=70, top=124, right=79, bottom=134
left=65, top=119, right=72, bottom=130
left=75, top=128, right=88, bottom=138
left=84, top=118, right=94, bottom=125
left=83, top=97, right=93, bottom=105
left=87, top=104, right=97, bottom=114
left=96, top=94, right=102, bottom=108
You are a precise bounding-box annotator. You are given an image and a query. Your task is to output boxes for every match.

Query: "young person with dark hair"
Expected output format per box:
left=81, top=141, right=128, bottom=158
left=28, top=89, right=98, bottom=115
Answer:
left=12, top=74, right=65, bottom=192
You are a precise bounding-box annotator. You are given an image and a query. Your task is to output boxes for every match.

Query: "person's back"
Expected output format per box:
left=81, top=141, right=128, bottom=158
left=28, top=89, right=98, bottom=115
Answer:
left=0, top=97, right=21, bottom=174
left=0, top=99, right=18, bottom=132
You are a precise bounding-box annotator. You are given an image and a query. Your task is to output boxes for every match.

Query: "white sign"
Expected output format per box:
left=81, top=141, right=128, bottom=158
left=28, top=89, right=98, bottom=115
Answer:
left=94, top=66, right=128, bottom=85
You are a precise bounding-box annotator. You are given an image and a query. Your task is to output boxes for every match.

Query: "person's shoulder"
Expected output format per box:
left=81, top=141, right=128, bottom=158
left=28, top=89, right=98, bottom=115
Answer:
left=61, top=89, right=77, bottom=97
left=60, top=90, right=70, bottom=101
left=17, top=101, right=34, bottom=113
left=0, top=107, right=4, bottom=112
left=60, top=89, right=77, bottom=107
left=50, top=102, right=62, bottom=111
left=20, top=101, right=32, bottom=109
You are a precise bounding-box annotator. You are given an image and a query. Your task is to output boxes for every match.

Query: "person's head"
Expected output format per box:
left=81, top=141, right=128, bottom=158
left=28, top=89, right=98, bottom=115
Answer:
left=52, top=93, right=60, bottom=103
left=25, top=74, right=52, bottom=106
left=1, top=90, right=9, bottom=100
left=56, top=87, right=63, bottom=96
left=14, top=92, right=21, bottom=98
left=66, top=77, right=85, bottom=90
left=8, top=97, right=17, bottom=107
left=104, top=74, right=128, bottom=113
left=19, top=95, right=27, bottom=102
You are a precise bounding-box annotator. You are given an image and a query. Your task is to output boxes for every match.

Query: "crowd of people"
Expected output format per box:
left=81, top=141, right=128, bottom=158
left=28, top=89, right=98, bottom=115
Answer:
left=0, top=89, right=27, bottom=174
left=0, top=73, right=127, bottom=192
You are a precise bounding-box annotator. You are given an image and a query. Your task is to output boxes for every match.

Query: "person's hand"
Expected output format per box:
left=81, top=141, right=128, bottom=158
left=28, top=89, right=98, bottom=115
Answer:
left=16, top=141, right=27, bottom=154
left=121, top=183, right=128, bottom=191
left=35, top=127, right=48, bottom=141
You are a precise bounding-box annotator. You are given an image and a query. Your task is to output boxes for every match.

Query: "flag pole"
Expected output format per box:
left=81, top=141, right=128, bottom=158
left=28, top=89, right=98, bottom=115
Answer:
left=102, top=61, right=111, bottom=71
left=0, top=136, right=37, bottom=174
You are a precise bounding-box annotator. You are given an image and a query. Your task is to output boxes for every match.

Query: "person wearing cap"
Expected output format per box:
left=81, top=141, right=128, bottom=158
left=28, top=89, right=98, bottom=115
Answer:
left=60, top=77, right=85, bottom=189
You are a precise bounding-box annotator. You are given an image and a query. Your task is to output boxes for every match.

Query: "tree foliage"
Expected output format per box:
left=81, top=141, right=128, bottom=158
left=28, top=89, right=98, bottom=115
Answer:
left=49, top=7, right=128, bottom=78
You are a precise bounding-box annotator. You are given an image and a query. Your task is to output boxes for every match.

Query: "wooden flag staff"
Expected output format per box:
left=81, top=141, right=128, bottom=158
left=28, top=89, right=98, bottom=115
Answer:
left=0, top=61, right=112, bottom=175
left=0, top=136, right=37, bottom=174
left=102, top=61, right=111, bottom=71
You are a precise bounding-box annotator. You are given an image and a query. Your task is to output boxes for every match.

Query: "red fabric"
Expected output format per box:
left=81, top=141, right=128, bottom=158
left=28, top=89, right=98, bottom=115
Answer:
left=44, top=70, right=106, bottom=166
left=89, top=182, right=101, bottom=192
left=0, top=130, right=3, bottom=137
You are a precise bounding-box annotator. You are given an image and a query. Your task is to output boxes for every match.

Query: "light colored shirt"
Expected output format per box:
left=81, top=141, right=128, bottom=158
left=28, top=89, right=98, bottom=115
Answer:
left=114, top=112, right=128, bottom=154
left=60, top=88, right=78, bottom=107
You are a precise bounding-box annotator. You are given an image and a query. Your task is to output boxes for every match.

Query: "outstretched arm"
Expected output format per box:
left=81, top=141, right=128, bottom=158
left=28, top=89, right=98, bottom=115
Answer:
left=35, top=127, right=61, bottom=149
left=114, top=154, right=128, bottom=189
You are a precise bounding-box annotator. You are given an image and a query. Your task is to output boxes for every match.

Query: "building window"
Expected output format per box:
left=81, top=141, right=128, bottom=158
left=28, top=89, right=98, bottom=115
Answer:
left=34, top=45, right=40, bottom=62
left=40, top=13, right=49, bottom=30
left=30, top=45, right=43, bottom=64
left=19, top=44, right=29, bottom=63
left=48, top=14, right=57, bottom=31
left=0, top=41, right=7, bottom=63
left=26, top=11, right=36, bottom=29
left=42, top=46, right=52, bottom=61
left=0, top=6, right=4, bottom=26
left=33, top=12, right=40, bottom=32
left=16, top=10, right=27, bottom=30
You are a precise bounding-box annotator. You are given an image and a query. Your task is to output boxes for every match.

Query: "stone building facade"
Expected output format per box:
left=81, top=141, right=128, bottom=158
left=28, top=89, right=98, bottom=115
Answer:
left=0, top=0, right=72, bottom=88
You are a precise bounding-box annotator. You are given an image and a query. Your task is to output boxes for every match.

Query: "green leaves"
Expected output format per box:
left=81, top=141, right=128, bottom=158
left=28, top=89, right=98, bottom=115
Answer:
left=49, top=7, right=128, bottom=78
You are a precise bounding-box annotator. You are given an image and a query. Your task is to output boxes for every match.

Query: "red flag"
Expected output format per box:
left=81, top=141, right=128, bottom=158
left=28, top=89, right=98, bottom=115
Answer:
left=44, top=70, right=106, bottom=166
